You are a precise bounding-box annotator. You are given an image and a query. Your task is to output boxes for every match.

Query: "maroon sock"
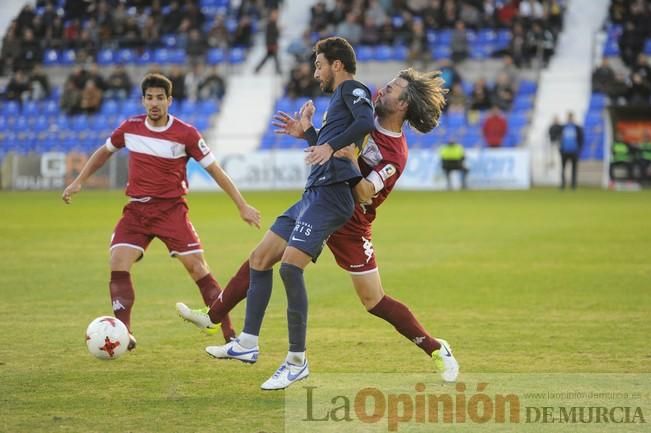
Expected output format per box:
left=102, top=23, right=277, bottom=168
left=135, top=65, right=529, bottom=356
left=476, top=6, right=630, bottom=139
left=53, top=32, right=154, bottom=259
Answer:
left=195, top=273, right=235, bottom=341
left=109, top=271, right=135, bottom=332
left=208, top=260, right=250, bottom=325
left=369, top=295, right=441, bottom=356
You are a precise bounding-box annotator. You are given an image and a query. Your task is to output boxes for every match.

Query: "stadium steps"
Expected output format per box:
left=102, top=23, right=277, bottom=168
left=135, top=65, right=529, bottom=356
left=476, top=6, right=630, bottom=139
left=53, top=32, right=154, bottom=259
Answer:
left=526, top=0, right=610, bottom=187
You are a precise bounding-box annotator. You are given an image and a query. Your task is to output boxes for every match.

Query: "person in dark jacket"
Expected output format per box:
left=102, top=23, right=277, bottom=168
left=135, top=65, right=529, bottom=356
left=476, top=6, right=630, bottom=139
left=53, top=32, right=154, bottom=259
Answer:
left=559, top=111, right=584, bottom=189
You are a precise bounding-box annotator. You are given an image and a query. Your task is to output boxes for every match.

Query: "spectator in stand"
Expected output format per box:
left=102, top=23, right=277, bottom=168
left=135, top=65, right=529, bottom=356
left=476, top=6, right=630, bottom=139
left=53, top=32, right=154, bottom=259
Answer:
left=17, top=28, right=42, bottom=72
left=360, top=15, right=381, bottom=46
left=142, top=15, right=161, bottom=50
left=609, top=71, right=630, bottom=105
left=310, top=1, right=331, bottom=36
left=161, top=1, right=183, bottom=35
left=60, top=77, right=82, bottom=115
left=406, top=19, right=429, bottom=69
left=87, top=63, right=107, bottom=92
left=496, top=0, right=518, bottom=28
left=459, top=2, right=481, bottom=30
left=546, top=0, right=564, bottom=35
left=366, top=0, right=388, bottom=26
left=482, top=0, right=497, bottom=27
left=207, top=16, right=230, bottom=50
left=184, top=63, right=204, bottom=102
left=482, top=106, right=508, bottom=148
left=198, top=66, right=227, bottom=100
left=231, top=15, right=254, bottom=47
left=632, top=54, right=651, bottom=84
left=80, top=79, right=103, bottom=114
left=510, top=22, right=529, bottom=67
left=168, top=66, right=187, bottom=101
left=4, top=70, right=31, bottom=103
left=559, top=111, right=584, bottom=190
left=628, top=72, right=651, bottom=105
left=498, top=55, right=519, bottom=88
left=186, top=29, right=208, bottom=65
left=492, top=72, right=515, bottom=111
left=438, top=59, right=462, bottom=89
left=528, top=21, right=555, bottom=67
left=441, top=0, right=458, bottom=27
left=106, top=64, right=133, bottom=100
left=29, top=65, right=51, bottom=101
left=287, top=30, right=312, bottom=62
left=255, top=9, right=282, bottom=74
left=469, top=78, right=492, bottom=111
left=336, top=12, right=362, bottom=46
left=1, top=21, right=21, bottom=74
left=379, top=17, right=396, bottom=45
left=519, top=0, right=544, bottom=27
left=619, top=21, right=645, bottom=68
left=592, top=58, right=617, bottom=94
left=286, top=62, right=320, bottom=99
left=447, top=82, right=467, bottom=112
left=451, top=21, right=469, bottom=63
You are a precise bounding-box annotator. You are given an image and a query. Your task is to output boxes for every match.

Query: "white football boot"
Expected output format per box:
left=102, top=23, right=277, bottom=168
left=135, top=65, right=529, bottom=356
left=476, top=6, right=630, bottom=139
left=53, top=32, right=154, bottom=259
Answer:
left=260, top=359, right=310, bottom=390
left=205, top=339, right=259, bottom=364
left=432, top=338, right=459, bottom=382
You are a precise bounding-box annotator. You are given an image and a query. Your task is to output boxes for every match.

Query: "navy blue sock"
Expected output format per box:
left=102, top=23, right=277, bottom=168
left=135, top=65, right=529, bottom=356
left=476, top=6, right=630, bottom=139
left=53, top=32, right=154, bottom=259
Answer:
left=242, top=268, right=273, bottom=336
left=279, top=263, right=308, bottom=353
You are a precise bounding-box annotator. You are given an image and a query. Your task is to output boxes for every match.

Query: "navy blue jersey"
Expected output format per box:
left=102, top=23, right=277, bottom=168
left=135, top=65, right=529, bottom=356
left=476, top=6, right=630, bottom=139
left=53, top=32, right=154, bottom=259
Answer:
left=305, top=79, right=374, bottom=188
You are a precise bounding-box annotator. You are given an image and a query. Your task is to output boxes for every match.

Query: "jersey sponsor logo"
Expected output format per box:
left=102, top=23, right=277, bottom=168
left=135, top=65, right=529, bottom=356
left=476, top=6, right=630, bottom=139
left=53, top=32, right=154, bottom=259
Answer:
left=349, top=263, right=365, bottom=268
left=198, top=138, right=210, bottom=155
left=352, top=88, right=371, bottom=105
left=112, top=300, right=126, bottom=311
left=379, top=164, right=397, bottom=181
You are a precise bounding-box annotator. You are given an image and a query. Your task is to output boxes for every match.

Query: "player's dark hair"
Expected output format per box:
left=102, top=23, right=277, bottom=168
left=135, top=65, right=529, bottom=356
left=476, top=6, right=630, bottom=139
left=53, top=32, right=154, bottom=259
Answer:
left=397, top=68, right=447, bottom=133
left=141, top=73, right=173, bottom=98
left=314, top=37, right=357, bottom=74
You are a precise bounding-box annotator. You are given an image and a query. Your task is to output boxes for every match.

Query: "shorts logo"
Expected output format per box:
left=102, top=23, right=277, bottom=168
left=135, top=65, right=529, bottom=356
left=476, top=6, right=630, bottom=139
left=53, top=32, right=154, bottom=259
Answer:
left=112, top=300, right=126, bottom=311
left=362, top=236, right=374, bottom=263
left=379, top=164, right=396, bottom=181
left=352, top=88, right=371, bottom=105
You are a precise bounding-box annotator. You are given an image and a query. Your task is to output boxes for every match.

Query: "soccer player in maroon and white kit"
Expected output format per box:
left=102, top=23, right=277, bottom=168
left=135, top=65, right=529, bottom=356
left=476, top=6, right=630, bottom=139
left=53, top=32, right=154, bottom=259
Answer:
left=62, top=73, right=260, bottom=349
left=178, top=69, right=459, bottom=382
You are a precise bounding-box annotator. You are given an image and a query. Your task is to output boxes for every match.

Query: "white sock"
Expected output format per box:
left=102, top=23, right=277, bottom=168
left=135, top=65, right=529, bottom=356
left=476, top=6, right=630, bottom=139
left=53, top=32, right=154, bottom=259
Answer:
left=237, top=332, right=258, bottom=348
left=286, top=351, right=305, bottom=365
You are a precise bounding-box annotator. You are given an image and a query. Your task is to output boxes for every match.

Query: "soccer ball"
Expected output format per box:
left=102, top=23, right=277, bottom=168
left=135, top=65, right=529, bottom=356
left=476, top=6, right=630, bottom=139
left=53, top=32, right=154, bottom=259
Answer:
left=85, top=316, right=130, bottom=360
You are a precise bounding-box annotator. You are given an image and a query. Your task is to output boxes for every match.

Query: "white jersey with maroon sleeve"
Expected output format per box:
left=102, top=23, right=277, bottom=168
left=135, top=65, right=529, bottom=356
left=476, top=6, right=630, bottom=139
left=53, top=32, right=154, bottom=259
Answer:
left=345, top=118, right=408, bottom=230
left=104, top=114, right=215, bottom=198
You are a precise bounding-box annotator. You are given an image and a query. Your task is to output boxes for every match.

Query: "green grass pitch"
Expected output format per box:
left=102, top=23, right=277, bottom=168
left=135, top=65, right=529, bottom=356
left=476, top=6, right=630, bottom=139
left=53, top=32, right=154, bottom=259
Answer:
left=1, top=188, right=649, bottom=432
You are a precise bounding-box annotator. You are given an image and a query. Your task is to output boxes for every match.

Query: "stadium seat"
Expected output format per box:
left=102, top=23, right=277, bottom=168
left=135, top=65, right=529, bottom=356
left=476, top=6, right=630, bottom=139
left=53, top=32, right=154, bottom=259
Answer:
left=43, top=49, right=59, bottom=66
left=22, top=101, right=40, bottom=116
left=61, top=49, right=76, bottom=65
left=355, top=46, right=374, bottom=62
left=589, top=93, right=607, bottom=110
left=117, top=49, right=136, bottom=64
left=198, top=100, right=219, bottom=115
left=645, top=39, right=651, bottom=55
left=101, top=100, right=120, bottom=116
left=375, top=45, right=395, bottom=62
left=2, top=101, right=20, bottom=116
left=228, top=48, right=246, bottom=64
left=44, top=100, right=59, bottom=116
left=97, top=49, right=115, bottom=65
left=206, top=48, right=225, bottom=65
left=70, top=116, right=89, bottom=131
left=517, top=80, right=537, bottom=95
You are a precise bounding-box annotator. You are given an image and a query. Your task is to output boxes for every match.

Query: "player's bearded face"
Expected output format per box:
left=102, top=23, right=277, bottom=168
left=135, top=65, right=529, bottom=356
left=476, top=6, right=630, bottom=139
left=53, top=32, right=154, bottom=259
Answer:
left=314, top=54, right=335, bottom=93
left=143, top=88, right=171, bottom=123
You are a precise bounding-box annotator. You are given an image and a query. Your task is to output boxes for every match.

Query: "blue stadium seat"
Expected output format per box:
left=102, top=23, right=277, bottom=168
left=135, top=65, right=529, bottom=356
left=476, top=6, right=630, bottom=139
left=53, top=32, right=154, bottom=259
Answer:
left=432, top=45, right=451, bottom=60
left=2, top=101, right=20, bottom=116
left=478, top=29, right=497, bottom=43
left=228, top=48, right=246, bottom=64
left=162, top=34, right=178, bottom=48
left=117, top=49, right=136, bottom=64
left=355, top=46, right=374, bottom=62
left=101, top=99, right=120, bottom=116
left=447, top=112, right=466, bottom=129
left=136, top=50, right=153, bottom=65
left=22, top=101, right=40, bottom=116
left=97, top=49, right=115, bottom=65
left=198, top=100, right=219, bottom=115
left=70, top=116, right=89, bottom=131
left=589, top=93, right=608, bottom=111
left=33, top=116, right=50, bottom=132
left=645, top=39, right=651, bottom=55
left=44, top=100, right=59, bottom=116
left=375, top=45, right=395, bottom=62
left=603, top=40, right=619, bottom=57
left=517, top=80, right=537, bottom=95
left=61, top=49, right=76, bottom=65
left=43, top=49, right=59, bottom=66
left=512, top=97, right=534, bottom=112
left=153, top=48, right=173, bottom=64
left=206, top=48, right=225, bottom=65
left=122, top=100, right=140, bottom=116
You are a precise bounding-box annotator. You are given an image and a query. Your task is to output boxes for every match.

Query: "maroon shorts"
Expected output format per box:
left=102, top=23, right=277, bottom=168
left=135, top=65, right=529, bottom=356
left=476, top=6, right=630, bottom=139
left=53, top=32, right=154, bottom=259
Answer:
left=326, top=222, right=377, bottom=274
left=110, top=197, right=202, bottom=257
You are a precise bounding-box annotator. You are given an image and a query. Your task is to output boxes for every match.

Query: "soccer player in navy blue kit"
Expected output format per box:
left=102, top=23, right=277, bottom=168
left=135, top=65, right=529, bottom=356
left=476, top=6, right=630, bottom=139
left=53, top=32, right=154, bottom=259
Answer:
left=202, top=37, right=374, bottom=390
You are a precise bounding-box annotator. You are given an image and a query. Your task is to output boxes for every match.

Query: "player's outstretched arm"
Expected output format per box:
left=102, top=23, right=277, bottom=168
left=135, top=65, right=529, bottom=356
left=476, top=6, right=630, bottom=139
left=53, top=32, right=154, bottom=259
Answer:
left=61, top=145, right=114, bottom=204
left=272, top=100, right=315, bottom=140
left=204, top=162, right=261, bottom=228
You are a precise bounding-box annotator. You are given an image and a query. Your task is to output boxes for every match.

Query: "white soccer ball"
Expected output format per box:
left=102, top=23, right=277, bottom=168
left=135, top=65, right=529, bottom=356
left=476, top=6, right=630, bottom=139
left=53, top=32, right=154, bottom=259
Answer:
left=85, top=316, right=130, bottom=360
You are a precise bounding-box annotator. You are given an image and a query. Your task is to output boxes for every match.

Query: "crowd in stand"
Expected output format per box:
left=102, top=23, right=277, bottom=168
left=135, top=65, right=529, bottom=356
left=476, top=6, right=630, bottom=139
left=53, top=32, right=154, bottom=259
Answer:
left=0, top=0, right=276, bottom=76
left=594, top=0, right=651, bottom=106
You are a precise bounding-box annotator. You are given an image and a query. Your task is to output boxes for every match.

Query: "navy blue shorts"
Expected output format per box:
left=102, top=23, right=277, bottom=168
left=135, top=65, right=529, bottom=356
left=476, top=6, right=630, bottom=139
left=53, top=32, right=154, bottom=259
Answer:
left=270, top=183, right=355, bottom=260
